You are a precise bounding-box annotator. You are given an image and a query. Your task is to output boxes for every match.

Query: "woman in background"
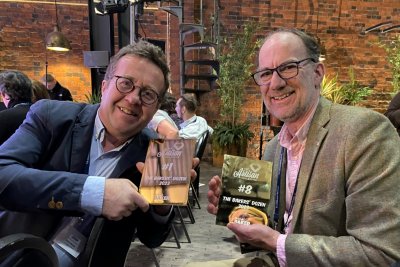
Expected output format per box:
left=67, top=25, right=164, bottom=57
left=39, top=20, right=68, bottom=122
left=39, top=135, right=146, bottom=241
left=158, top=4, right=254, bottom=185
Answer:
left=31, top=80, right=50, bottom=103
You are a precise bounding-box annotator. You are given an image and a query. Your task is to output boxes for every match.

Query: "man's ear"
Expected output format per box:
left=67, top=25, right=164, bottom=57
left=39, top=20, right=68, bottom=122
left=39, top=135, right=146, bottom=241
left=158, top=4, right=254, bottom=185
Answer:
left=100, top=80, right=108, bottom=95
left=314, top=62, right=325, bottom=89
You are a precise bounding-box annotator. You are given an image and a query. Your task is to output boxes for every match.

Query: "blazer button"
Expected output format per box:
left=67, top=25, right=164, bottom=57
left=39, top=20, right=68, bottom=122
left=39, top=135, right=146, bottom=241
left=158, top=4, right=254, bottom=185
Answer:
left=56, top=201, right=63, bottom=209
left=48, top=199, right=56, bottom=209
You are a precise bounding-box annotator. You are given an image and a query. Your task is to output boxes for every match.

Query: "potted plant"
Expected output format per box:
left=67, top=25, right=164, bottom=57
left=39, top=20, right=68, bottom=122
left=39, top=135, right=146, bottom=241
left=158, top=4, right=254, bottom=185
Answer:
left=379, top=34, right=400, bottom=94
left=212, top=22, right=259, bottom=167
left=321, top=67, right=372, bottom=105
left=85, top=89, right=102, bottom=104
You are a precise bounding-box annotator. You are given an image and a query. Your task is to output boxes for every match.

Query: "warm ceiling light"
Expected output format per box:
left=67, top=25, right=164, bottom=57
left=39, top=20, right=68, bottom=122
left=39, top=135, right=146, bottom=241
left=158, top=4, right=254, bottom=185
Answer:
left=46, top=26, right=71, bottom=51
left=46, top=0, right=71, bottom=52
left=315, top=36, right=326, bottom=62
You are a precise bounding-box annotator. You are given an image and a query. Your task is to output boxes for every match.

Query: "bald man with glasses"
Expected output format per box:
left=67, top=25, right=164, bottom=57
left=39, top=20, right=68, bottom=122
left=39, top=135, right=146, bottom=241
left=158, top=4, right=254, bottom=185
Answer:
left=189, top=28, right=400, bottom=267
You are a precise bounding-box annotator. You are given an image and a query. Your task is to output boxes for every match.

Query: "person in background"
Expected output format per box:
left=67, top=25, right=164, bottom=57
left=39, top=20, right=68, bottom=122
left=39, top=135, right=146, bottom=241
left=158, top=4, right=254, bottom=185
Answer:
left=176, top=93, right=213, bottom=141
left=147, top=92, right=179, bottom=139
left=163, top=91, right=183, bottom=128
left=0, top=70, right=32, bottom=145
left=40, top=73, right=73, bottom=101
left=31, top=80, right=50, bottom=103
left=0, top=40, right=181, bottom=267
left=189, top=28, right=400, bottom=267
left=384, top=91, right=400, bottom=135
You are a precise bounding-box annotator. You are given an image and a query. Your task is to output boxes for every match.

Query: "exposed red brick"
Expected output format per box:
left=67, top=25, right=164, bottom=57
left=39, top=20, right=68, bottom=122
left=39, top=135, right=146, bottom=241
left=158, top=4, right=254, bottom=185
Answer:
left=2, top=0, right=400, bottom=159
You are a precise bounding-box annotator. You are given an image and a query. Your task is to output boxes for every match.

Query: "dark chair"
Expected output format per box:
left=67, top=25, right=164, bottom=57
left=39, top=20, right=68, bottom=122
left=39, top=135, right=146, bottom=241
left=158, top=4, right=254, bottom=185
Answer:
left=170, top=132, right=210, bottom=239
left=0, top=217, right=105, bottom=267
left=0, top=233, right=59, bottom=267
left=191, top=130, right=210, bottom=208
left=76, top=217, right=104, bottom=267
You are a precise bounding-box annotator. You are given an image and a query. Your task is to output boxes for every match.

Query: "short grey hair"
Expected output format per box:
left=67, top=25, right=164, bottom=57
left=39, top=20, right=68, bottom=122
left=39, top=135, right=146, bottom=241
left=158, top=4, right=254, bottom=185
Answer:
left=104, top=40, right=170, bottom=98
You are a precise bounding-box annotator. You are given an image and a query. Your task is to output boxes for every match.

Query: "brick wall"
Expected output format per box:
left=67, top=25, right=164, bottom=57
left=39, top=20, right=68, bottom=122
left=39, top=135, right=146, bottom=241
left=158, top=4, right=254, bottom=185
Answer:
left=1, top=0, right=400, bottom=160
left=0, top=0, right=91, bottom=102
left=137, top=0, right=400, bottom=160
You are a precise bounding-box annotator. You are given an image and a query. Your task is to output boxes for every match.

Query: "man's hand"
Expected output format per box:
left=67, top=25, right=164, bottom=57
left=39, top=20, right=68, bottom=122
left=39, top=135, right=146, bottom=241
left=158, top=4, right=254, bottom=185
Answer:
left=207, top=175, right=222, bottom=215
left=102, top=178, right=149, bottom=221
left=227, top=223, right=280, bottom=253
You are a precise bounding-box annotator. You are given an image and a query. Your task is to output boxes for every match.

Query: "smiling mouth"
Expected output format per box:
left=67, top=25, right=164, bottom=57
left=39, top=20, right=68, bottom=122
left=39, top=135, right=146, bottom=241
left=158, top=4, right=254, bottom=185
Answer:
left=119, top=106, right=136, bottom=116
left=271, top=92, right=294, bottom=100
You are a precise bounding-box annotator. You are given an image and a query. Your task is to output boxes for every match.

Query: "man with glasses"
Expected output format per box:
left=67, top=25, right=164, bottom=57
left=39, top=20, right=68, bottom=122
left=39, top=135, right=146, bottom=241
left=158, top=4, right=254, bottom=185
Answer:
left=0, top=41, right=180, bottom=266
left=189, top=28, right=400, bottom=266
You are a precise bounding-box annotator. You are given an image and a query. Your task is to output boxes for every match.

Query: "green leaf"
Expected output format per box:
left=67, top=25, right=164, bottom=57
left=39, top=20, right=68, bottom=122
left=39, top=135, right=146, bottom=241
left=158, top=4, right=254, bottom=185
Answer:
left=217, top=21, right=261, bottom=126
left=85, top=90, right=101, bottom=104
left=213, top=121, right=255, bottom=147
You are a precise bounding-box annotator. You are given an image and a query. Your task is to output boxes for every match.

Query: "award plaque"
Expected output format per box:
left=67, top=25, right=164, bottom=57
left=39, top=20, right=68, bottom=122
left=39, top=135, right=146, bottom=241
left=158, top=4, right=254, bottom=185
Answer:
left=216, top=154, right=272, bottom=226
left=215, top=154, right=273, bottom=253
left=139, top=139, right=196, bottom=205
left=216, top=155, right=272, bottom=225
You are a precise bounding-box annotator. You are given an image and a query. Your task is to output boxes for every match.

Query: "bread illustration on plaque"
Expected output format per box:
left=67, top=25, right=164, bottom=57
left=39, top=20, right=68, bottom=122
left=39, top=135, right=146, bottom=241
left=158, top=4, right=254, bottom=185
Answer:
left=228, top=206, right=268, bottom=225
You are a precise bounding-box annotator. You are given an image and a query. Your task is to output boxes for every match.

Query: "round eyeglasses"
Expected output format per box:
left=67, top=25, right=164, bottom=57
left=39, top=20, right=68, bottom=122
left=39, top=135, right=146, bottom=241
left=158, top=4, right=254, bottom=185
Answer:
left=114, top=75, right=160, bottom=105
left=251, top=58, right=317, bottom=86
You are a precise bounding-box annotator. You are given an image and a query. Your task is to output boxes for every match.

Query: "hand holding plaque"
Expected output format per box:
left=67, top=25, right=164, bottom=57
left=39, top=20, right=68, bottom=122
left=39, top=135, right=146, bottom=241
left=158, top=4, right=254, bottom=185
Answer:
left=215, top=155, right=272, bottom=253
left=139, top=139, right=196, bottom=205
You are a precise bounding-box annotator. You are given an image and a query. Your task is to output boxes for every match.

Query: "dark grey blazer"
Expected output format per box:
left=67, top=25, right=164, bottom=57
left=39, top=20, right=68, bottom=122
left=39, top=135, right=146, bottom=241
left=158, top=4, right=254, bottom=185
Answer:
left=0, top=99, right=173, bottom=266
left=0, top=104, right=30, bottom=145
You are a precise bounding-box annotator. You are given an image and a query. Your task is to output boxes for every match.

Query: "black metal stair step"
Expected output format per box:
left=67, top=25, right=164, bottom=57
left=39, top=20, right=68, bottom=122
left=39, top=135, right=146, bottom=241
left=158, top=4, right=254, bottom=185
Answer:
left=184, top=74, right=218, bottom=81
left=183, top=42, right=217, bottom=54
left=158, top=6, right=182, bottom=23
left=184, top=60, right=220, bottom=74
left=183, top=42, right=217, bottom=49
left=182, top=87, right=212, bottom=93
left=180, top=23, right=204, bottom=40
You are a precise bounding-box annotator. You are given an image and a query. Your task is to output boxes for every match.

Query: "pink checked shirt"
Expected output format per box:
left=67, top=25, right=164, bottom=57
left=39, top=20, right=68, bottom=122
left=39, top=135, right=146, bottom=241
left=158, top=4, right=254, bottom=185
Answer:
left=275, top=99, right=319, bottom=267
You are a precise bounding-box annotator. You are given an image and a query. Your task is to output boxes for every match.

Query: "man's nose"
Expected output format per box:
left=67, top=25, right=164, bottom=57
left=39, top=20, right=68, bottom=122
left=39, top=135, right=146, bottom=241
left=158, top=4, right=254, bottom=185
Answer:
left=268, top=71, right=286, bottom=90
left=124, top=87, right=142, bottom=104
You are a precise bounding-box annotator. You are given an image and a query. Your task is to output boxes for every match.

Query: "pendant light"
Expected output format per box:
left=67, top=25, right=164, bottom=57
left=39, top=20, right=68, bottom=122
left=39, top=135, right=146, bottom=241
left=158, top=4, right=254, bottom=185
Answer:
left=315, top=1, right=326, bottom=61
left=46, top=0, right=71, bottom=52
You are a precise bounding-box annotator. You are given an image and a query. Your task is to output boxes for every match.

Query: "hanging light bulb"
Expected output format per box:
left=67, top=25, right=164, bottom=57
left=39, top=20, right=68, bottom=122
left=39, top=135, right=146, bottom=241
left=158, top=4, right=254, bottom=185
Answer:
left=46, top=0, right=71, bottom=52
left=318, top=38, right=327, bottom=62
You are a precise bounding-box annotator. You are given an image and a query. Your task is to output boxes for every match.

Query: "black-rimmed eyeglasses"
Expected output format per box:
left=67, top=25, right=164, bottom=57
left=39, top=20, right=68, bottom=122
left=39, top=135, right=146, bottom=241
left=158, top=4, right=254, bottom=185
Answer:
left=114, top=75, right=160, bottom=105
left=251, top=58, right=317, bottom=86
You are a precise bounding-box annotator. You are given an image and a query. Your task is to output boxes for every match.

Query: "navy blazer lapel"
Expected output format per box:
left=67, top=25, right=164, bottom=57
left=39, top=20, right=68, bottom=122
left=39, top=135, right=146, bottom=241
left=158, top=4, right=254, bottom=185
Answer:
left=69, top=104, right=99, bottom=173
left=291, top=97, right=330, bottom=231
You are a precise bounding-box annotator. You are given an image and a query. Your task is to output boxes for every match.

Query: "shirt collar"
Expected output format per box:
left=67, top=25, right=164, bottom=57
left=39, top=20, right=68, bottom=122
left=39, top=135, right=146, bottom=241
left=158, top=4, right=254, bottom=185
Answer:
left=180, top=115, right=197, bottom=128
left=94, top=112, right=133, bottom=151
left=278, top=97, right=319, bottom=151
